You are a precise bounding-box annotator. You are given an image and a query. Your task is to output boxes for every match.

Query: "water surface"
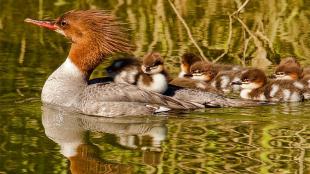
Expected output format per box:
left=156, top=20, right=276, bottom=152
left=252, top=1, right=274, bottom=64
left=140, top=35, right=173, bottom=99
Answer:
left=1, top=0, right=310, bottom=173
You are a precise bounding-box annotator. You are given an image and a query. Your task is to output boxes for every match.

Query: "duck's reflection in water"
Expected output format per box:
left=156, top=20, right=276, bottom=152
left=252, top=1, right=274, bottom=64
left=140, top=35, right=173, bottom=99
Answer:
left=42, top=104, right=168, bottom=174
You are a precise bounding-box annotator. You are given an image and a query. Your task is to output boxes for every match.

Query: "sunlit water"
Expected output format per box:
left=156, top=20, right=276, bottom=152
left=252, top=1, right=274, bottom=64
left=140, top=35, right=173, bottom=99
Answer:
left=1, top=0, right=310, bottom=173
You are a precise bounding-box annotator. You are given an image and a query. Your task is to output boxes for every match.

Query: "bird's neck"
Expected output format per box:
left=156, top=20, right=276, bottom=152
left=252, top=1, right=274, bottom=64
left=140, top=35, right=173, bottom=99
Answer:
left=69, top=40, right=105, bottom=78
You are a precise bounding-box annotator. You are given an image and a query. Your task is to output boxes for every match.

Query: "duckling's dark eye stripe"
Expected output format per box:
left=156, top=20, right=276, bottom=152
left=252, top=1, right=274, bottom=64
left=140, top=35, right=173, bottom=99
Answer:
left=153, top=61, right=162, bottom=66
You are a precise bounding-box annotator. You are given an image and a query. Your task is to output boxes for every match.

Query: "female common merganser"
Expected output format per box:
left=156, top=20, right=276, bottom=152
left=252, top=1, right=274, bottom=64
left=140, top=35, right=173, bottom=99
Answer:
left=25, top=10, right=204, bottom=117
left=25, top=10, right=266, bottom=115
left=189, top=61, right=243, bottom=93
left=232, top=68, right=304, bottom=102
left=137, top=52, right=169, bottom=94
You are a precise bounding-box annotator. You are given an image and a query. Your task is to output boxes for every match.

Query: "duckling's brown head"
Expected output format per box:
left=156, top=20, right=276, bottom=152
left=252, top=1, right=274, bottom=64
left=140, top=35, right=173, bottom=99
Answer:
left=274, top=64, right=302, bottom=80
left=25, top=10, right=133, bottom=76
left=279, top=56, right=300, bottom=67
left=141, top=52, right=164, bottom=74
left=180, top=53, right=201, bottom=74
left=190, top=61, right=218, bottom=82
left=239, top=68, right=267, bottom=89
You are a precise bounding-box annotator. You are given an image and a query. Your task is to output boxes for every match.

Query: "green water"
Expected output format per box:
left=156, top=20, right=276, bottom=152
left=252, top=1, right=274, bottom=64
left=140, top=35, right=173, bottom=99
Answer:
left=1, top=0, right=310, bottom=173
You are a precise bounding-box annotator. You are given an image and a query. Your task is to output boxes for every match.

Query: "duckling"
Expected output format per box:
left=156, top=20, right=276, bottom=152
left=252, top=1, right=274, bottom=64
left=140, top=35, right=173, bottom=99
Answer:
left=178, top=53, right=201, bottom=78
left=168, top=77, right=224, bottom=94
left=300, top=67, right=310, bottom=99
left=273, top=57, right=302, bottom=80
left=272, top=57, right=310, bottom=99
left=233, top=68, right=304, bottom=102
left=106, top=57, right=141, bottom=84
left=189, top=61, right=243, bottom=93
left=137, top=52, right=169, bottom=94
left=302, top=67, right=310, bottom=81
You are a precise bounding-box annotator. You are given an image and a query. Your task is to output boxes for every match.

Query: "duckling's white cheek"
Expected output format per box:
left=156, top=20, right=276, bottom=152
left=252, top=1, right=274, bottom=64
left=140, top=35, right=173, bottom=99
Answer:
left=293, top=81, right=304, bottom=89
left=192, top=75, right=206, bottom=81
left=275, top=75, right=292, bottom=80
left=151, top=66, right=163, bottom=74
left=241, top=83, right=258, bottom=90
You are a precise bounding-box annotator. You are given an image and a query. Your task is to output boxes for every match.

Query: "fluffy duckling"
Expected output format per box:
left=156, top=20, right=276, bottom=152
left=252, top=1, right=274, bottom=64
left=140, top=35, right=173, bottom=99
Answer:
left=137, top=52, right=169, bottom=94
left=106, top=57, right=141, bottom=84
left=106, top=53, right=168, bottom=94
left=302, top=67, right=310, bottom=83
left=273, top=57, right=302, bottom=80
left=189, top=61, right=243, bottom=93
left=233, top=68, right=304, bottom=102
left=178, top=53, right=201, bottom=78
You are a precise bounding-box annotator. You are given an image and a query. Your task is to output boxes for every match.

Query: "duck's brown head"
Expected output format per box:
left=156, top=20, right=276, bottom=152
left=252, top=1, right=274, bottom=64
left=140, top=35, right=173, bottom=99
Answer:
left=141, top=52, right=164, bottom=74
left=234, top=68, right=267, bottom=89
left=189, top=61, right=218, bottom=82
left=180, top=53, right=201, bottom=74
left=25, top=10, right=133, bottom=76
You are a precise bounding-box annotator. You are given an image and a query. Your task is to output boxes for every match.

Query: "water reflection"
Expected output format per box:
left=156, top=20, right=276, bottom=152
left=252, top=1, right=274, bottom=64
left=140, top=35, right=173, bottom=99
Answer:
left=42, top=104, right=167, bottom=173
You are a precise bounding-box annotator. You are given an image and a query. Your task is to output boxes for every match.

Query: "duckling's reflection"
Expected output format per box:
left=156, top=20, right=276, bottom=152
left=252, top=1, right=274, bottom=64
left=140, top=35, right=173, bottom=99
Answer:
left=42, top=104, right=168, bottom=174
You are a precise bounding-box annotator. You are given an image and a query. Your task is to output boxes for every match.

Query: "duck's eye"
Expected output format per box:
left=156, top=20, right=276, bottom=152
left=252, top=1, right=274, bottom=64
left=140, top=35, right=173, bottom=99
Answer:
left=60, top=20, right=68, bottom=27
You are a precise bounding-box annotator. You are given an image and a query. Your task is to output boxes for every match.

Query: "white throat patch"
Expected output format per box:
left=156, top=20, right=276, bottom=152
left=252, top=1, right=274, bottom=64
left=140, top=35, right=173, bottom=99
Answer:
left=63, top=58, right=83, bottom=77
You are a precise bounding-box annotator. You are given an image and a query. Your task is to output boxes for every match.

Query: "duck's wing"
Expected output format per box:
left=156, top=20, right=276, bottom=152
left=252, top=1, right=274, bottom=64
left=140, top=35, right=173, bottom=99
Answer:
left=88, top=77, right=113, bottom=85
left=170, top=87, right=269, bottom=107
left=74, top=82, right=203, bottom=116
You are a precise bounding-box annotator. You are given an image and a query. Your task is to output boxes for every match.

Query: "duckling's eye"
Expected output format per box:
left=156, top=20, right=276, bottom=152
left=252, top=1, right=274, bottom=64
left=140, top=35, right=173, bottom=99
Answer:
left=243, top=78, right=249, bottom=82
left=276, top=72, right=285, bottom=75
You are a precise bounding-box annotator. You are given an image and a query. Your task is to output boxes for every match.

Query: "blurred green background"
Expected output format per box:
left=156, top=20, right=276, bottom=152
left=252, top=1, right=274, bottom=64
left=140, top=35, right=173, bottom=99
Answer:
left=0, top=0, right=310, bottom=173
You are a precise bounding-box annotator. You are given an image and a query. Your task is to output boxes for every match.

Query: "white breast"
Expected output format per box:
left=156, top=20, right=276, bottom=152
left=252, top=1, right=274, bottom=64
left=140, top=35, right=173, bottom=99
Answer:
left=240, top=89, right=252, bottom=100
left=138, top=74, right=168, bottom=94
